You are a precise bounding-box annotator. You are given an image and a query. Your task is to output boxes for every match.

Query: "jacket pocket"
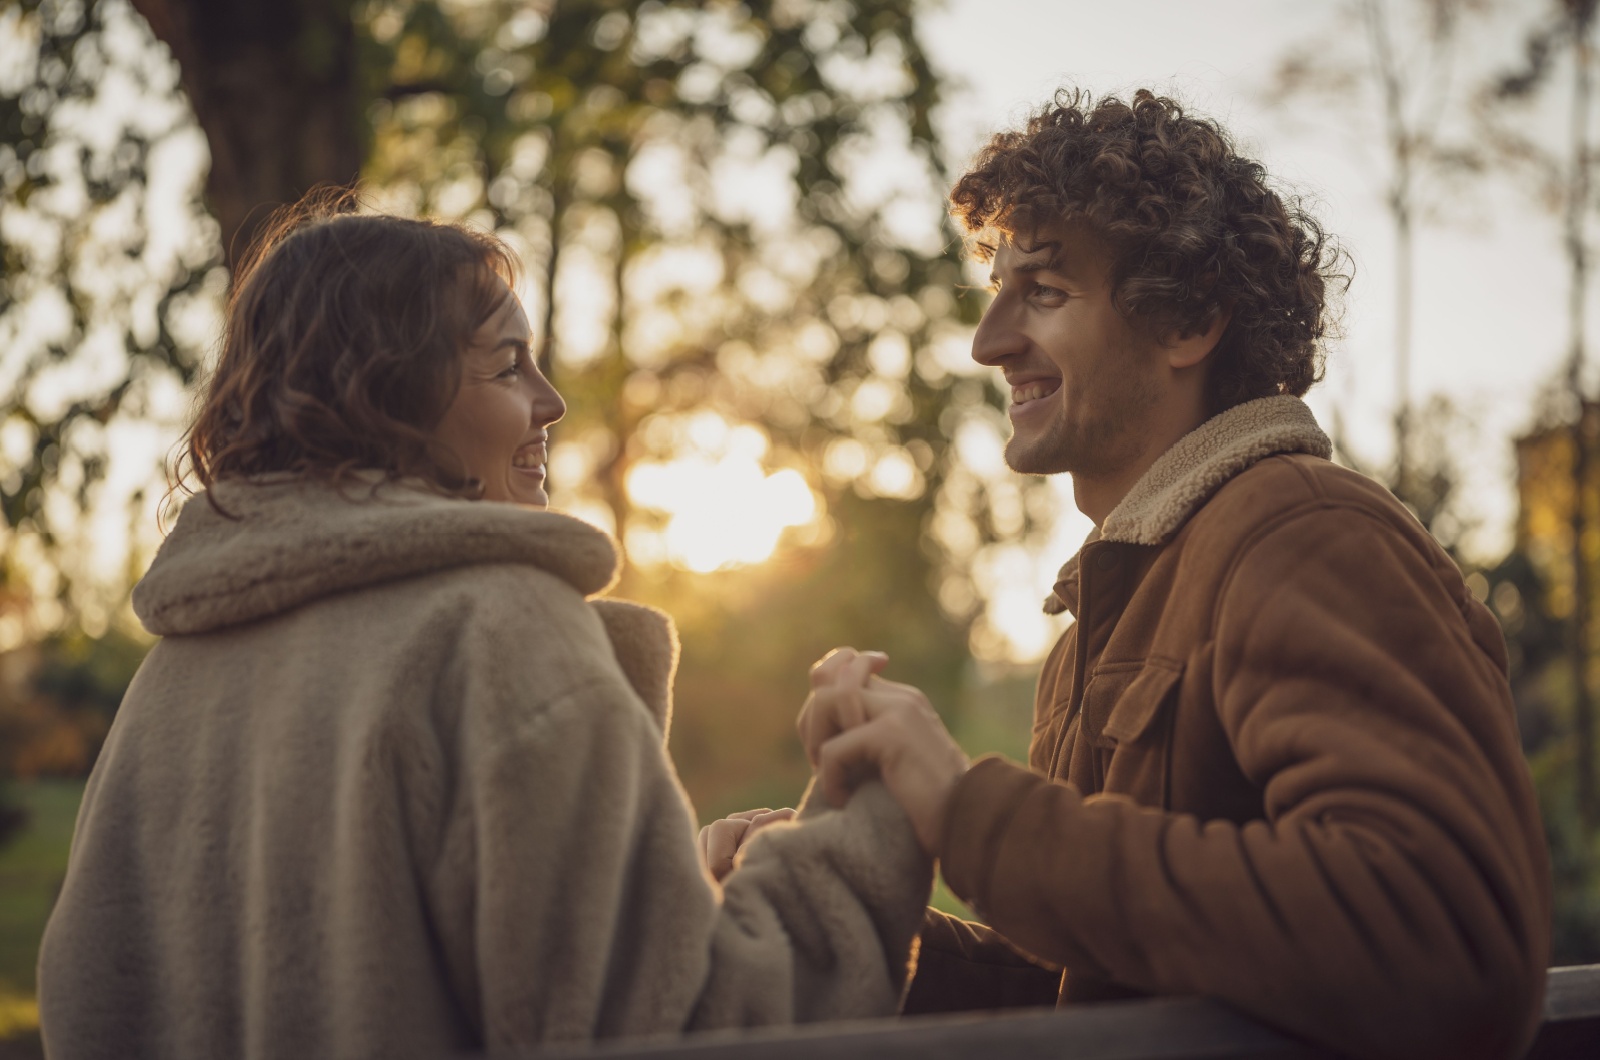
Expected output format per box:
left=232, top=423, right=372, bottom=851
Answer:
left=1094, top=659, right=1183, bottom=807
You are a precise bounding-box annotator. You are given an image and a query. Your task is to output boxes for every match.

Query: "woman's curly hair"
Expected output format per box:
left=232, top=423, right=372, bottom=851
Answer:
left=175, top=188, right=518, bottom=509
left=951, top=88, right=1348, bottom=412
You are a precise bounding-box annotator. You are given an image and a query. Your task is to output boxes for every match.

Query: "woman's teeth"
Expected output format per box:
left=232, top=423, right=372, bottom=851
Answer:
left=1012, top=382, right=1057, bottom=403
left=512, top=449, right=544, bottom=470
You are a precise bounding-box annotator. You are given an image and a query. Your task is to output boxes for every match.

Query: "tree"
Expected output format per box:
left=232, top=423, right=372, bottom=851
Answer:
left=124, top=0, right=365, bottom=267
left=1264, top=0, right=1487, bottom=512
left=1, top=0, right=1052, bottom=812
left=1483, top=0, right=1600, bottom=826
left=1, top=0, right=217, bottom=632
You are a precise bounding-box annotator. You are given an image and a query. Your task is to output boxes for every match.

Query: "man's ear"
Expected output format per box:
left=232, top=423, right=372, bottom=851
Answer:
left=1166, top=305, right=1232, bottom=371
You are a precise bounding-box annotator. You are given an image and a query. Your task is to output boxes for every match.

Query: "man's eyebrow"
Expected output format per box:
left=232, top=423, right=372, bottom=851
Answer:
left=1009, top=240, right=1066, bottom=273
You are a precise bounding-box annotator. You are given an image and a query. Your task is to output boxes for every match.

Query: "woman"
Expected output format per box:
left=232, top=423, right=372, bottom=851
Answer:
left=37, top=198, right=931, bottom=1059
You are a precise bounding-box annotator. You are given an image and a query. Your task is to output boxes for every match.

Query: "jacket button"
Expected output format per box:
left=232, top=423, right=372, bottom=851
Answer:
left=1095, top=550, right=1120, bottom=571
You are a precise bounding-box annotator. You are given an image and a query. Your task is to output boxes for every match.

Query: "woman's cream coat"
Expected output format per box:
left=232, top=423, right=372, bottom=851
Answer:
left=38, top=477, right=931, bottom=1059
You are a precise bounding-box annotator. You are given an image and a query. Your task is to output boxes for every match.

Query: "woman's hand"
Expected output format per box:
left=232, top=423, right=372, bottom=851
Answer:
left=698, top=807, right=796, bottom=882
left=797, top=647, right=891, bottom=765
left=797, top=646, right=970, bottom=858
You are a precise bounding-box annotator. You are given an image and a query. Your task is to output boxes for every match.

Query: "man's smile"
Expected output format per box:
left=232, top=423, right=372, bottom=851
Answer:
left=1008, top=377, right=1061, bottom=418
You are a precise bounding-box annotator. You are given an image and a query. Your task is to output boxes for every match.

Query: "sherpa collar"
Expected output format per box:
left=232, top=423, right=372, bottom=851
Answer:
left=134, top=475, right=620, bottom=637
left=1044, top=395, right=1331, bottom=615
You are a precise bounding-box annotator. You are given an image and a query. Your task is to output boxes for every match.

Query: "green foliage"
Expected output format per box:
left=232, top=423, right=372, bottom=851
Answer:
left=0, top=780, right=82, bottom=996
left=29, top=625, right=147, bottom=718
left=0, top=0, right=217, bottom=620
left=1, top=0, right=1045, bottom=663
left=1475, top=542, right=1600, bottom=961
left=0, top=0, right=1048, bottom=826
left=666, top=492, right=974, bottom=816
left=1529, top=734, right=1600, bottom=963
left=0, top=791, right=23, bottom=853
left=0, top=625, right=148, bottom=785
left=352, top=0, right=1028, bottom=561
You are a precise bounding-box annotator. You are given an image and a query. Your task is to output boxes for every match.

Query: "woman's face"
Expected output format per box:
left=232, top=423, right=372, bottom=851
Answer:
left=431, top=285, right=566, bottom=507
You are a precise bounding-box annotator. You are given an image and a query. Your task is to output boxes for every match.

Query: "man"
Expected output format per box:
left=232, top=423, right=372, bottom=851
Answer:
left=797, top=89, right=1550, bottom=1060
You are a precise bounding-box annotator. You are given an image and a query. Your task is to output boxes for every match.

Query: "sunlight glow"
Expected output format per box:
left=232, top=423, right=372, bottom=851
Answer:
left=625, top=431, right=819, bottom=573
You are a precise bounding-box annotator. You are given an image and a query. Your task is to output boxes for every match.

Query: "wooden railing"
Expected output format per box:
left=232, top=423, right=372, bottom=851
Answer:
left=530, top=965, right=1600, bottom=1060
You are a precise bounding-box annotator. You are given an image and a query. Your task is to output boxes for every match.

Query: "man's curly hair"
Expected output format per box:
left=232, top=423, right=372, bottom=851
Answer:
left=951, top=88, right=1347, bottom=412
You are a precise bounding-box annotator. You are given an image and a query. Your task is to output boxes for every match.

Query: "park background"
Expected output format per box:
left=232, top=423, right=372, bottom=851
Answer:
left=2, top=0, right=1599, bottom=1053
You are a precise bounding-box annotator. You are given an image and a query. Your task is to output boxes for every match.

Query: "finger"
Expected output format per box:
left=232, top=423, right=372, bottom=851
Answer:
left=809, top=647, right=863, bottom=688
left=859, top=675, right=924, bottom=700
left=698, top=824, right=710, bottom=869
left=816, top=723, right=887, bottom=809
left=823, top=653, right=891, bottom=740
left=799, top=685, right=864, bottom=767
left=725, top=808, right=774, bottom=823
left=830, top=650, right=889, bottom=691
left=704, top=818, right=751, bottom=882
left=747, top=808, right=796, bottom=834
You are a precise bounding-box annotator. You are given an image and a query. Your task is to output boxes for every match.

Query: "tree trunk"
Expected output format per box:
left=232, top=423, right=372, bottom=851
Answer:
left=127, top=0, right=364, bottom=271
left=1566, top=1, right=1597, bottom=828
left=1365, top=0, right=1414, bottom=490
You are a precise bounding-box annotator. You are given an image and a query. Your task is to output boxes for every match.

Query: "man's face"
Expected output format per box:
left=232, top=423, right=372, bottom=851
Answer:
left=972, top=224, right=1166, bottom=478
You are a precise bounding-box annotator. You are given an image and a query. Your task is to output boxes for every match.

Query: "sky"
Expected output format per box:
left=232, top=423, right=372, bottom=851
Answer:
left=918, top=0, right=1578, bottom=567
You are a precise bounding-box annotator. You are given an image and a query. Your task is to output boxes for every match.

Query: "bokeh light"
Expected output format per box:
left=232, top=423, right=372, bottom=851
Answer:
left=624, top=414, right=820, bottom=573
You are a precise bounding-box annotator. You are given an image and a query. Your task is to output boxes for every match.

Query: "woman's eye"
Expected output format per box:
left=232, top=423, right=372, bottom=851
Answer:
left=496, top=362, right=521, bottom=380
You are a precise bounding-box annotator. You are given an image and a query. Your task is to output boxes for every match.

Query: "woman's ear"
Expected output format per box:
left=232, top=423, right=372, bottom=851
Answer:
left=1166, top=305, right=1233, bottom=371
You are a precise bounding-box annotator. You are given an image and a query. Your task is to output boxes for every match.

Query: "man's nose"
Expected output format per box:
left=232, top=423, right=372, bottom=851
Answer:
left=971, top=297, right=1023, bottom=367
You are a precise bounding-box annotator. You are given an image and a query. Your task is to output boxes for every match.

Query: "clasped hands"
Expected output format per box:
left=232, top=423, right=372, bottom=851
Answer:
left=699, top=647, right=970, bottom=881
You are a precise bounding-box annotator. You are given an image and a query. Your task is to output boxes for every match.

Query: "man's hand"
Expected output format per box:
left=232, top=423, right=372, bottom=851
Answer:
left=797, top=647, right=891, bottom=765
left=799, top=647, right=970, bottom=858
left=698, top=807, right=796, bottom=882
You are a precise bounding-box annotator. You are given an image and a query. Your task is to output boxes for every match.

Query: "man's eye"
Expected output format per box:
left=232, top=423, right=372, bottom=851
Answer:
left=1030, top=283, right=1067, bottom=303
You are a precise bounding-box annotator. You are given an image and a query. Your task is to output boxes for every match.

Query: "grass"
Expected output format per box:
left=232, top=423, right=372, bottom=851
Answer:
left=0, top=779, right=85, bottom=1052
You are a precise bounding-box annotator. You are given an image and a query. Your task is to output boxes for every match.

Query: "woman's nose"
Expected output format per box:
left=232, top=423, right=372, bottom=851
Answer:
left=531, top=369, right=566, bottom=426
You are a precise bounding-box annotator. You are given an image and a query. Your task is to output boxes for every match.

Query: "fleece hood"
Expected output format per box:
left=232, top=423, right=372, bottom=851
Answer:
left=133, top=475, right=620, bottom=638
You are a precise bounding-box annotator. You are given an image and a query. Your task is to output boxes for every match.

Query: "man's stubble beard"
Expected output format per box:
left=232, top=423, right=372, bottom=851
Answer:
left=1002, top=358, right=1162, bottom=479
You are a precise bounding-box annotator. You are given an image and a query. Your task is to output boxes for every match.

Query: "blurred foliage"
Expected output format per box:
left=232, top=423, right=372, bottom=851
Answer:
left=1490, top=0, right=1600, bottom=962
left=1509, top=403, right=1600, bottom=961
left=0, top=0, right=1063, bottom=824
left=0, top=626, right=145, bottom=781
left=0, top=778, right=84, bottom=1053
left=0, top=0, right=217, bottom=632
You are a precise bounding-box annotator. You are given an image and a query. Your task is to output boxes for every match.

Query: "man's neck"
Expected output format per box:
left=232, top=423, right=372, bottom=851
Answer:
left=1073, top=401, right=1211, bottom=527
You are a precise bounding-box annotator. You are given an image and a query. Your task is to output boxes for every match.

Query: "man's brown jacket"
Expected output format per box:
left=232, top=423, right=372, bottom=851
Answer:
left=908, top=396, right=1551, bottom=1060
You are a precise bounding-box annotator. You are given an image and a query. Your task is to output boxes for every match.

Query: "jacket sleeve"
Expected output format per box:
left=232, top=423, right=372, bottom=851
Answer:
left=419, top=583, right=931, bottom=1050
left=936, top=506, right=1551, bottom=1060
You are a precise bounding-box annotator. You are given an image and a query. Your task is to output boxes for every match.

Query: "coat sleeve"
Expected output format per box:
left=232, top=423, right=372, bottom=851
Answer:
left=418, top=582, right=931, bottom=1050
left=935, top=506, right=1551, bottom=1060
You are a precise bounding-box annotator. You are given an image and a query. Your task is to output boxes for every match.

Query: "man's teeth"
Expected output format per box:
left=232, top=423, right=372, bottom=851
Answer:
left=1012, top=382, right=1056, bottom=403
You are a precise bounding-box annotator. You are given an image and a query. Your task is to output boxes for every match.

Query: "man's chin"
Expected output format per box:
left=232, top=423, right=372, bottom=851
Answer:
left=1004, top=437, right=1073, bottom=477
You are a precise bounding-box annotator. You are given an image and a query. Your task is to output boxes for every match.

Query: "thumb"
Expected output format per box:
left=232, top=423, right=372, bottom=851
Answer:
left=816, top=723, right=883, bottom=808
